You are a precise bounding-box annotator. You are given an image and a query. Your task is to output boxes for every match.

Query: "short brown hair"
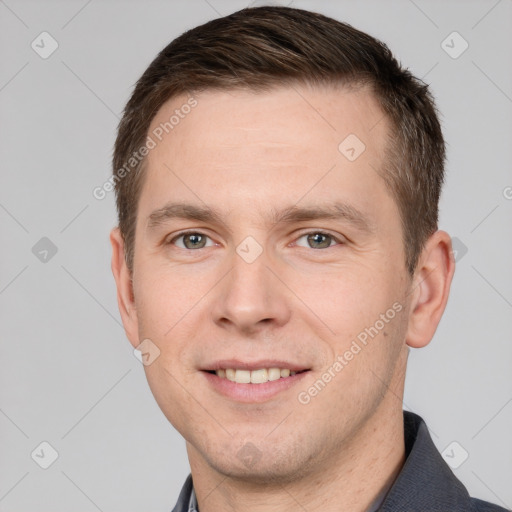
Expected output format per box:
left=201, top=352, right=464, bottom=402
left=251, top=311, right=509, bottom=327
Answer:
left=113, top=6, right=445, bottom=275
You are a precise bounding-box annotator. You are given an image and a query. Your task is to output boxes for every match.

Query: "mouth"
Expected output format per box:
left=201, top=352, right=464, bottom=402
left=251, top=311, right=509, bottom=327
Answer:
left=201, top=361, right=311, bottom=403
left=206, top=367, right=308, bottom=384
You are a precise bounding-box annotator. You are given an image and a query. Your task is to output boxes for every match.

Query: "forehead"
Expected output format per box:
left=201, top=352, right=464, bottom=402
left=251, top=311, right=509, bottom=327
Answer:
left=140, top=84, right=393, bottom=222
left=148, top=83, right=387, bottom=158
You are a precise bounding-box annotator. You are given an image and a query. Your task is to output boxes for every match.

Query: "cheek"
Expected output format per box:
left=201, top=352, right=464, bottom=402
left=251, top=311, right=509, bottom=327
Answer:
left=296, top=302, right=408, bottom=436
left=133, top=270, right=209, bottom=397
left=290, top=261, right=408, bottom=401
left=143, top=361, right=204, bottom=442
left=134, top=271, right=206, bottom=431
left=134, top=266, right=209, bottom=337
left=288, top=263, right=394, bottom=336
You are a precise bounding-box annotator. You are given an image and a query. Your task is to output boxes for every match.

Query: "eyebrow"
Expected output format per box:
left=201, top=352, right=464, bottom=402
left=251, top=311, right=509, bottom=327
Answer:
left=147, top=203, right=224, bottom=229
left=272, top=203, right=374, bottom=232
left=146, top=201, right=375, bottom=233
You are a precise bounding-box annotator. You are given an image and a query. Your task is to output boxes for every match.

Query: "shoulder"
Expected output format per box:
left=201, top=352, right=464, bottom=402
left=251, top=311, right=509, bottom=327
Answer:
left=378, top=412, right=510, bottom=512
left=470, top=497, right=510, bottom=512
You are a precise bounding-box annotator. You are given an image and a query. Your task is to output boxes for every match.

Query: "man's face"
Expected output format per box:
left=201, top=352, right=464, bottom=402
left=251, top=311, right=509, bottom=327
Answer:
left=127, top=84, right=413, bottom=481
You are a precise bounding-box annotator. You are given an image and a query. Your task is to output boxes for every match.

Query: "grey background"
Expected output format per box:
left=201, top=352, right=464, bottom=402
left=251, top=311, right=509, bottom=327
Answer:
left=1, top=0, right=511, bottom=510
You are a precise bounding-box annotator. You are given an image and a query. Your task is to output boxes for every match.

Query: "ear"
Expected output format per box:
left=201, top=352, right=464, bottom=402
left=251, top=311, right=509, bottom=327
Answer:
left=405, top=230, right=455, bottom=348
left=110, top=227, right=140, bottom=348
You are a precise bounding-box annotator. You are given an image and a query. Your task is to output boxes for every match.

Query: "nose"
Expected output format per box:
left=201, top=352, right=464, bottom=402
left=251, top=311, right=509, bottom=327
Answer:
left=210, top=248, right=292, bottom=335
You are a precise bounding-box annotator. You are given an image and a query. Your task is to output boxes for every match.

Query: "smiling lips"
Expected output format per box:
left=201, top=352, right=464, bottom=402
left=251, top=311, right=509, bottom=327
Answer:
left=215, top=367, right=299, bottom=384
left=202, top=360, right=311, bottom=402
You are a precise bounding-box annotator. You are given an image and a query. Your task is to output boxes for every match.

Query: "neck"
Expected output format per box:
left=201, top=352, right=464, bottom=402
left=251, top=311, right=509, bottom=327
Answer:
left=187, top=397, right=406, bottom=512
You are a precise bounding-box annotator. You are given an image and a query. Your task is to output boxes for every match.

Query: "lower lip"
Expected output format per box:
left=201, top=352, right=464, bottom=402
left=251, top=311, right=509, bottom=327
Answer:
left=202, top=371, right=309, bottom=403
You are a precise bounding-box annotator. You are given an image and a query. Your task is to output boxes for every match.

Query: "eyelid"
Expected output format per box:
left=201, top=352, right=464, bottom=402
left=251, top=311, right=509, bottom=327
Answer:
left=166, top=229, right=217, bottom=248
left=292, top=229, right=346, bottom=248
left=165, top=229, right=346, bottom=249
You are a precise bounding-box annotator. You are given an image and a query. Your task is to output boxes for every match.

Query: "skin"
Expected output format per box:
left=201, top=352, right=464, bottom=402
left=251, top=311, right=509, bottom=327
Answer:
left=111, top=83, right=455, bottom=512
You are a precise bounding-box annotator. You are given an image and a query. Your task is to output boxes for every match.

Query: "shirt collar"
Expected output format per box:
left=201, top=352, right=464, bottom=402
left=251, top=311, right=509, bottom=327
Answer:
left=378, top=411, right=473, bottom=511
left=187, top=486, right=198, bottom=512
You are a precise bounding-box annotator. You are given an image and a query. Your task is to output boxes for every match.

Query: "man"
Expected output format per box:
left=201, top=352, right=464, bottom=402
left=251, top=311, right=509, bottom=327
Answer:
left=110, top=6, right=508, bottom=512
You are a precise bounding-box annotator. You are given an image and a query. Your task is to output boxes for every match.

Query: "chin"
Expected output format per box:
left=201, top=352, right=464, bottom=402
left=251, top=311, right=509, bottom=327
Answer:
left=212, top=460, right=310, bottom=486
left=199, top=439, right=317, bottom=486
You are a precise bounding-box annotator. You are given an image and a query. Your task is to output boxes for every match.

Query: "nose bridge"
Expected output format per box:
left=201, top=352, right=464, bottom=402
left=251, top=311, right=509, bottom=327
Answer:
left=212, top=243, right=290, bottom=331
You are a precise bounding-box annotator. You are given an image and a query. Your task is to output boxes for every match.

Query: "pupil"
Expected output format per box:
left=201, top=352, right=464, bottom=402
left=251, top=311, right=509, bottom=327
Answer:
left=309, top=233, right=329, bottom=248
left=186, top=234, right=203, bottom=248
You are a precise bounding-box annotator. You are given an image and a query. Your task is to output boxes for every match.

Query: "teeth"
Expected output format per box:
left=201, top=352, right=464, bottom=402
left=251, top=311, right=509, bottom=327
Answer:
left=250, top=369, right=268, bottom=384
left=214, top=367, right=301, bottom=384
left=268, top=368, right=281, bottom=381
left=235, top=369, right=251, bottom=384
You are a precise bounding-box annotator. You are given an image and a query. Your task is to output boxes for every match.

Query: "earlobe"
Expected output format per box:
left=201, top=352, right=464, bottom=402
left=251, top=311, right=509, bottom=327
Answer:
left=405, top=230, right=455, bottom=349
left=110, top=227, right=139, bottom=347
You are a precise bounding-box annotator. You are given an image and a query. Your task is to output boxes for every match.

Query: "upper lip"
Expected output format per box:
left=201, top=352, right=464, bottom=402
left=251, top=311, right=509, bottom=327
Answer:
left=202, top=360, right=310, bottom=372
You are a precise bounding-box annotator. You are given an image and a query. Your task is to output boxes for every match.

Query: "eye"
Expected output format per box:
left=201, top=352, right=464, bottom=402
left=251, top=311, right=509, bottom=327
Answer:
left=295, top=231, right=342, bottom=249
left=170, top=232, right=215, bottom=250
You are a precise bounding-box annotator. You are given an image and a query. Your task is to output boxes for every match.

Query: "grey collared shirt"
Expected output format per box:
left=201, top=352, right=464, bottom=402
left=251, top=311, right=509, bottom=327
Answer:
left=187, top=486, right=198, bottom=512
left=172, top=411, right=509, bottom=512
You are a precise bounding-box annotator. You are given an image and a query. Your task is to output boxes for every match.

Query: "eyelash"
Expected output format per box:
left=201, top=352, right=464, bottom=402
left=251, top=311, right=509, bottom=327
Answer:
left=166, top=230, right=344, bottom=250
